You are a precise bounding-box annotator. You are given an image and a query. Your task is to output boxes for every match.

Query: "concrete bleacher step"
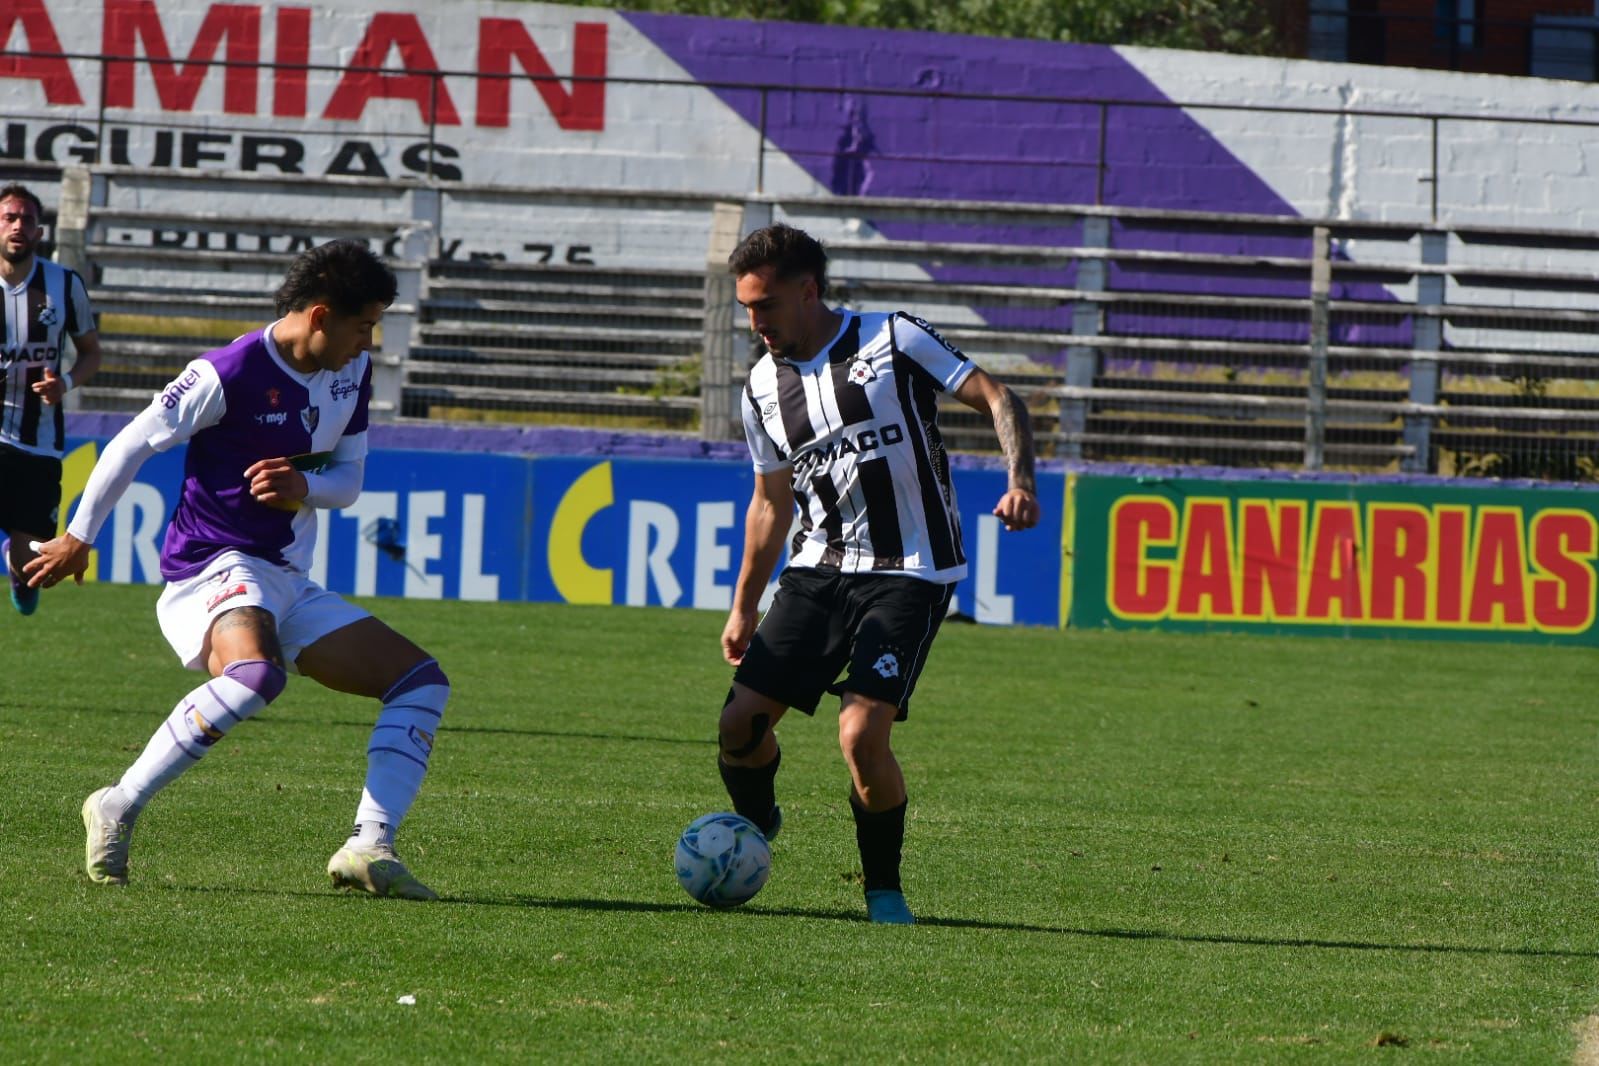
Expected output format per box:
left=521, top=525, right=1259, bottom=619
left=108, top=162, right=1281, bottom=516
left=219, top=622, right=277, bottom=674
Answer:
left=409, top=344, right=685, bottom=369
left=419, top=324, right=698, bottom=355
left=423, top=301, right=702, bottom=330
left=427, top=279, right=703, bottom=307
left=406, top=361, right=677, bottom=392
left=401, top=383, right=697, bottom=421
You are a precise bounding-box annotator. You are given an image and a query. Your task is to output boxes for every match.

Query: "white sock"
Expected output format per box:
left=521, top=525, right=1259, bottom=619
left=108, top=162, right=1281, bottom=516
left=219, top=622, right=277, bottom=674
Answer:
left=353, top=660, right=449, bottom=836
left=115, top=660, right=286, bottom=815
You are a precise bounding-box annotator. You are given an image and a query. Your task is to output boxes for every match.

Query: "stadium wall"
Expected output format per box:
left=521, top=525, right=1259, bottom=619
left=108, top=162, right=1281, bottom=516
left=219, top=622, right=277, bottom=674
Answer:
left=5, top=0, right=1599, bottom=267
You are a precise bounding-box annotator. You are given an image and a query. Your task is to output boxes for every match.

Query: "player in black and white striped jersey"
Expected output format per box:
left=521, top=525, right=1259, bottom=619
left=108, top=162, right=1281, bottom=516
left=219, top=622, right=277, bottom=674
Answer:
left=716, top=223, right=1038, bottom=924
left=0, top=183, right=101, bottom=615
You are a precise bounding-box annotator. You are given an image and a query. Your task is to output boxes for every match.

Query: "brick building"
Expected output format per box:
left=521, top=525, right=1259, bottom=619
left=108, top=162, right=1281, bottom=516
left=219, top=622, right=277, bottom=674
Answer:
left=1308, top=0, right=1599, bottom=78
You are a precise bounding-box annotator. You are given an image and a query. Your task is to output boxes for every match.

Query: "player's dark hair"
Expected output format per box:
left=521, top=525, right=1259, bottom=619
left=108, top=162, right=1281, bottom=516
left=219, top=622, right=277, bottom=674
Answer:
left=0, top=183, right=44, bottom=219
left=274, top=238, right=397, bottom=318
left=728, top=223, right=828, bottom=300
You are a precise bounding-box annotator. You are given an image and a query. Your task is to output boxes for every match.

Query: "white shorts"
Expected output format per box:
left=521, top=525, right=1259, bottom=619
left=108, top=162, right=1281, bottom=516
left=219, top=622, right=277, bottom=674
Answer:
left=156, top=550, right=370, bottom=672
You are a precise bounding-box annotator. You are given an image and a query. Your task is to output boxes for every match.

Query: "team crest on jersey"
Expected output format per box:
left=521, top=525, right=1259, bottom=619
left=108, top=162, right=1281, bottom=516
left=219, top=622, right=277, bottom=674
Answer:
left=847, top=357, right=876, bottom=385
left=36, top=303, right=57, bottom=327
left=300, top=405, right=319, bottom=433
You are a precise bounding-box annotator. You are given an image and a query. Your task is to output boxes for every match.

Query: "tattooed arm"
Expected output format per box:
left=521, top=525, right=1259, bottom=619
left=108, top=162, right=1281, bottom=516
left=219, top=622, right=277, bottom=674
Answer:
left=953, top=368, right=1041, bottom=532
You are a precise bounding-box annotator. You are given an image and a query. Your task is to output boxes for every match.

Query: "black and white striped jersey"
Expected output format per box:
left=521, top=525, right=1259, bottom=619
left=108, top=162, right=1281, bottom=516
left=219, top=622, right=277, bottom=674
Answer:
left=741, top=310, right=975, bottom=583
left=1, top=258, right=94, bottom=455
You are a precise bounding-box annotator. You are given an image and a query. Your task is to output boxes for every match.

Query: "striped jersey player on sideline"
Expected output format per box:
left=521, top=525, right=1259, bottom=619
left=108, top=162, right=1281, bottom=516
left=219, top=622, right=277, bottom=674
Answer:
left=714, top=223, right=1040, bottom=925
left=0, top=182, right=102, bottom=617
left=27, top=240, right=448, bottom=901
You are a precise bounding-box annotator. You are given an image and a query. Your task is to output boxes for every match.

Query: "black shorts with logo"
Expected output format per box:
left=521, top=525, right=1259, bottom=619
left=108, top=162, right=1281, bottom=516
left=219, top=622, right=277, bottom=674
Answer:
left=734, top=567, right=955, bottom=720
left=0, top=444, right=62, bottom=536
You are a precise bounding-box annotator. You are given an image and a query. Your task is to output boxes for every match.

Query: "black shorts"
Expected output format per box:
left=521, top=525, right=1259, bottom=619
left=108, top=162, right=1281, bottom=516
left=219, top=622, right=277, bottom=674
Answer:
left=0, top=444, right=62, bottom=536
left=734, top=567, right=954, bottom=720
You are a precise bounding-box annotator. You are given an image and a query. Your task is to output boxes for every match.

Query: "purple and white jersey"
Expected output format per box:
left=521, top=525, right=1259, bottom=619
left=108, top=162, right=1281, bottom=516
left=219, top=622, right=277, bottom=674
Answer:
left=142, top=324, right=371, bottom=581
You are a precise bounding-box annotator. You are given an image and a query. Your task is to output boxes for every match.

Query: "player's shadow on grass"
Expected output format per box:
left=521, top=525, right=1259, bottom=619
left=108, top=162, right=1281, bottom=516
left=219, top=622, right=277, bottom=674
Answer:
left=443, top=892, right=1599, bottom=958
left=162, top=884, right=1599, bottom=958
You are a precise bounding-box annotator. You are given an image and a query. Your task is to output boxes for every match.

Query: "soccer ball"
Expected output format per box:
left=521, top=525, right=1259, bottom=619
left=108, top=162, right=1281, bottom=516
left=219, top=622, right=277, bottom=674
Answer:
left=674, top=812, right=771, bottom=908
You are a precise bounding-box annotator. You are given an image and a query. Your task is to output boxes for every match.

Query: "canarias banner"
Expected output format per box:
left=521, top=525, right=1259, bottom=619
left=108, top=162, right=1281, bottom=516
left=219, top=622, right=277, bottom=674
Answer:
left=1067, top=476, right=1599, bottom=642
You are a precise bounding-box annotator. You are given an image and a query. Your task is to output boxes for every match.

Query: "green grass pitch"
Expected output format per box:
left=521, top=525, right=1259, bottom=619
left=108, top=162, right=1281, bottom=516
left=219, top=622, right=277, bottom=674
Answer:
left=3, top=584, right=1598, bottom=1061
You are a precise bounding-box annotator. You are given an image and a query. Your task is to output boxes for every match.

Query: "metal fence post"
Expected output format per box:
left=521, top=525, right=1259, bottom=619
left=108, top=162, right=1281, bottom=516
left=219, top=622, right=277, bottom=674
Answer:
left=55, top=165, right=93, bottom=413
left=1304, top=225, right=1331, bottom=470
left=1405, top=229, right=1447, bottom=473
left=701, top=202, right=746, bottom=441
left=1060, top=214, right=1108, bottom=459
left=373, top=193, right=439, bottom=422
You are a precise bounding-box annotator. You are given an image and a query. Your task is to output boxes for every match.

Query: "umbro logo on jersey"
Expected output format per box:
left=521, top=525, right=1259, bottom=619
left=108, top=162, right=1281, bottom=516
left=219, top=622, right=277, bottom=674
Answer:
left=36, top=304, right=57, bottom=327
left=267, top=388, right=281, bottom=408
left=762, top=402, right=778, bottom=421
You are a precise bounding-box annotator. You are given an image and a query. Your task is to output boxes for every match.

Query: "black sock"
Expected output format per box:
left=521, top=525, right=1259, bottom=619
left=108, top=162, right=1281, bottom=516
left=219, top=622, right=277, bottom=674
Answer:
left=718, top=748, right=781, bottom=835
left=850, top=794, right=907, bottom=893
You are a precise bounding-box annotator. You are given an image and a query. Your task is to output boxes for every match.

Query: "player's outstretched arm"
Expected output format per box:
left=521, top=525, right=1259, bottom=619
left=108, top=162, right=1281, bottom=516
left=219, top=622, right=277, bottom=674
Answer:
left=722, top=470, right=795, bottom=665
left=954, top=367, right=1040, bottom=531
left=24, top=416, right=156, bottom=588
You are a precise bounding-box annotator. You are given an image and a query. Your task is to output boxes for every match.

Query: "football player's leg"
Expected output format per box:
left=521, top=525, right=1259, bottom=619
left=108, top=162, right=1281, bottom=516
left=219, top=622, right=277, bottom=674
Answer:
left=86, top=607, right=287, bottom=884
left=296, top=616, right=446, bottom=900
left=832, top=578, right=953, bottom=924
left=717, top=684, right=789, bottom=839
left=719, top=569, right=841, bottom=841
left=838, top=694, right=913, bottom=923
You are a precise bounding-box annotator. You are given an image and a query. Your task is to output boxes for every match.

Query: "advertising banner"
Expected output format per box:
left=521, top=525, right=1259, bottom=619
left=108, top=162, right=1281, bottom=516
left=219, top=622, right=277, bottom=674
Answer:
left=1067, top=475, right=1599, bottom=644
left=58, top=439, right=1066, bottom=626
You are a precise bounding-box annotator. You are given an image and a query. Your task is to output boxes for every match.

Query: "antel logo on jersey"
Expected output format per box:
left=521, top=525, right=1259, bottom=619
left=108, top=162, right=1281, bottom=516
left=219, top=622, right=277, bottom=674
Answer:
left=160, top=368, right=203, bottom=409
left=329, top=379, right=359, bottom=401
left=792, top=423, right=906, bottom=476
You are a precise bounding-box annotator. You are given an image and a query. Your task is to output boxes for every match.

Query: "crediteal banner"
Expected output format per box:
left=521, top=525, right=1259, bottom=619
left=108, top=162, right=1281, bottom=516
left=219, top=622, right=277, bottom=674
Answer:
left=1067, top=476, right=1599, bottom=643
left=57, top=439, right=1068, bottom=627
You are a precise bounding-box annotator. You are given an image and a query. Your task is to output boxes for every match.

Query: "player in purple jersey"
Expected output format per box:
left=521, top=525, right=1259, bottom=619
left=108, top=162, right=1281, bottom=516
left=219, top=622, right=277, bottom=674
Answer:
left=27, top=240, right=448, bottom=900
left=0, top=182, right=102, bottom=616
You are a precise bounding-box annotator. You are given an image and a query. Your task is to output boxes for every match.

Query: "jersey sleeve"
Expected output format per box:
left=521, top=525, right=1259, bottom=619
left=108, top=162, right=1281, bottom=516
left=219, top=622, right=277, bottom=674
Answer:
left=65, top=270, right=95, bottom=337
left=141, top=359, right=227, bottom=452
left=891, top=313, right=975, bottom=393
left=741, top=385, right=789, bottom=474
